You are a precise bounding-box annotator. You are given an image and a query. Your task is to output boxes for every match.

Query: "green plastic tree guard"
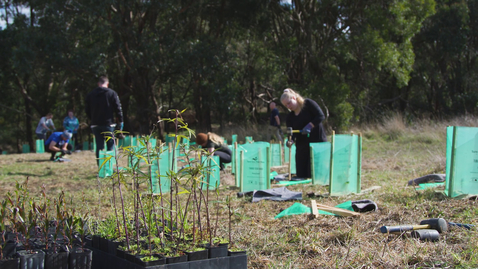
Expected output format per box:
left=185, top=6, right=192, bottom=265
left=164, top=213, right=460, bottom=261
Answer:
left=231, top=135, right=238, bottom=174
left=274, top=203, right=311, bottom=219
left=149, top=145, right=179, bottom=194
left=122, top=136, right=132, bottom=147
left=445, top=126, right=478, bottom=198
left=233, top=143, right=245, bottom=187
left=127, top=137, right=158, bottom=168
left=165, top=134, right=175, bottom=145
left=284, top=144, right=296, bottom=174
left=328, top=134, right=362, bottom=196
left=270, top=143, right=282, bottom=167
left=22, top=144, right=30, bottom=153
left=276, top=179, right=311, bottom=186
left=36, top=140, right=45, bottom=153
left=201, top=155, right=220, bottom=190
left=117, top=137, right=124, bottom=147
left=416, top=182, right=445, bottom=190
left=318, top=200, right=354, bottom=216
left=98, top=150, right=115, bottom=178
left=310, top=142, right=331, bottom=185
left=238, top=142, right=271, bottom=192
left=274, top=200, right=355, bottom=219
left=150, top=148, right=171, bottom=194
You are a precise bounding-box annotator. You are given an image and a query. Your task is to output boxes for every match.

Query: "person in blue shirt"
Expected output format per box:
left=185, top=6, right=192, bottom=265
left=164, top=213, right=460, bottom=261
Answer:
left=63, top=110, right=80, bottom=149
left=45, top=131, right=73, bottom=161
left=35, top=113, right=56, bottom=140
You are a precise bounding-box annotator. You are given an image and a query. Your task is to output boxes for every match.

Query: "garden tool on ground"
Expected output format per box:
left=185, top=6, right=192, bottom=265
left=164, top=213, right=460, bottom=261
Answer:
left=447, top=221, right=474, bottom=230
left=380, top=218, right=448, bottom=234
left=411, top=229, right=440, bottom=242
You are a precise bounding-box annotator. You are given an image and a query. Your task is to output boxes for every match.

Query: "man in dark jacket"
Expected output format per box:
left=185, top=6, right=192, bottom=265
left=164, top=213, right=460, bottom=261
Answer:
left=267, top=102, right=283, bottom=143
left=85, top=76, right=123, bottom=166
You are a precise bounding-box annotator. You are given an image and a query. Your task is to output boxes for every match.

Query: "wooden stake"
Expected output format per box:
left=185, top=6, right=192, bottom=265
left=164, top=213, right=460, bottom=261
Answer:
left=311, top=200, right=319, bottom=218
left=288, top=142, right=292, bottom=181
left=310, top=200, right=360, bottom=217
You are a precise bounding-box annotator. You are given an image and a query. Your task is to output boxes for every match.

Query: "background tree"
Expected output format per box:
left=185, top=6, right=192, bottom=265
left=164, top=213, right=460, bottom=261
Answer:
left=4, top=0, right=478, bottom=152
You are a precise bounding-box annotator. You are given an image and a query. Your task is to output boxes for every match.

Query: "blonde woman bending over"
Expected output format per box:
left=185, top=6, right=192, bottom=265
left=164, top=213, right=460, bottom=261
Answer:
left=196, top=132, right=232, bottom=170
left=281, top=88, right=327, bottom=179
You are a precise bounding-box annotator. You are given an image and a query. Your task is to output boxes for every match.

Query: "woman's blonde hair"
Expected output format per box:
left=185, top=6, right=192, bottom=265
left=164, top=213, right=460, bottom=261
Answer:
left=280, top=88, right=305, bottom=111
left=207, top=132, right=224, bottom=144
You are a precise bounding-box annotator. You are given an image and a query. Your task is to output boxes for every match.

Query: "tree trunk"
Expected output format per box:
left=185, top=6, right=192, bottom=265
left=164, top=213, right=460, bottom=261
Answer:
left=24, top=97, right=34, bottom=152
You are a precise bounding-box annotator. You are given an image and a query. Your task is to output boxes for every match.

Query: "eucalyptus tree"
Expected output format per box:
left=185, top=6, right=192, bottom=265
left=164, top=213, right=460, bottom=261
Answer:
left=263, top=0, right=435, bottom=129
left=171, top=0, right=277, bottom=131
left=0, top=0, right=104, bottom=151
left=410, top=0, right=478, bottom=117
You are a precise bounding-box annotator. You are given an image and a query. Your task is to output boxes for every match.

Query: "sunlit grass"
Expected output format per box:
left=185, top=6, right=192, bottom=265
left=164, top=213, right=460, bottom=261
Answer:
left=0, top=114, right=477, bottom=268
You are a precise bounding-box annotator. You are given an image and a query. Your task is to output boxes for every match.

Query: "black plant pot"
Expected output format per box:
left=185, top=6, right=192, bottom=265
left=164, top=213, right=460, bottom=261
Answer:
left=89, top=245, right=249, bottom=269
left=106, top=239, right=122, bottom=256
left=98, top=237, right=109, bottom=252
left=208, top=256, right=230, bottom=268
left=115, top=249, right=125, bottom=259
left=228, top=249, right=247, bottom=256
left=17, top=249, right=45, bottom=269
left=44, top=250, right=69, bottom=269
left=166, top=254, right=187, bottom=264
left=91, top=236, right=100, bottom=249
left=84, top=236, right=93, bottom=248
left=206, top=243, right=228, bottom=258
left=134, top=254, right=166, bottom=267
left=229, top=254, right=248, bottom=269
left=185, top=249, right=208, bottom=261
left=5, top=231, right=16, bottom=242
left=0, top=257, right=20, bottom=269
left=69, top=248, right=92, bottom=269
left=88, top=247, right=109, bottom=269
left=2, top=242, right=17, bottom=258
left=123, top=251, right=136, bottom=263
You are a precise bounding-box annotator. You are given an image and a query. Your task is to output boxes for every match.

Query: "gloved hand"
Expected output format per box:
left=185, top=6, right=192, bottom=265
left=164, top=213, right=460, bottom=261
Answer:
left=286, top=140, right=294, bottom=148
left=301, top=123, right=313, bottom=135
left=120, top=122, right=124, bottom=131
left=61, top=149, right=72, bottom=155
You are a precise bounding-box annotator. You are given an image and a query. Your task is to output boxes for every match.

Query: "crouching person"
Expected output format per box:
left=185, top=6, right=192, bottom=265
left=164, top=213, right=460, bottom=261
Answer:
left=196, top=132, right=232, bottom=171
left=45, top=130, right=73, bottom=161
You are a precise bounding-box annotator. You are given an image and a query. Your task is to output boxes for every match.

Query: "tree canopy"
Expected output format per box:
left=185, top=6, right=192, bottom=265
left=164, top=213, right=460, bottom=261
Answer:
left=1, top=0, right=477, bottom=152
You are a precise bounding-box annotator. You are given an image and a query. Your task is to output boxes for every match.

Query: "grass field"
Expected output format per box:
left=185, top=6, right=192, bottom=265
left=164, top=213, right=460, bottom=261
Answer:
left=0, top=115, right=477, bottom=268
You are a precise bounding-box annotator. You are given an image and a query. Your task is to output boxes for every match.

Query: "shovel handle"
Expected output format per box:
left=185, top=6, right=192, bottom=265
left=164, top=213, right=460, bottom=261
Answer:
left=380, top=224, right=430, bottom=234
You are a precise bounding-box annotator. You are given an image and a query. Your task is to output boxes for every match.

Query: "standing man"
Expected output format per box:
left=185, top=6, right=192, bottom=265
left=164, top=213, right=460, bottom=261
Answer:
left=267, top=102, right=283, bottom=143
left=35, top=113, right=56, bottom=140
left=85, top=76, right=123, bottom=166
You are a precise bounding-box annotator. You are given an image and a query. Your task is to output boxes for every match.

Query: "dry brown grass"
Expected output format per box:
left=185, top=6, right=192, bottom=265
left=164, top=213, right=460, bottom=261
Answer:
left=1, top=115, right=477, bottom=268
